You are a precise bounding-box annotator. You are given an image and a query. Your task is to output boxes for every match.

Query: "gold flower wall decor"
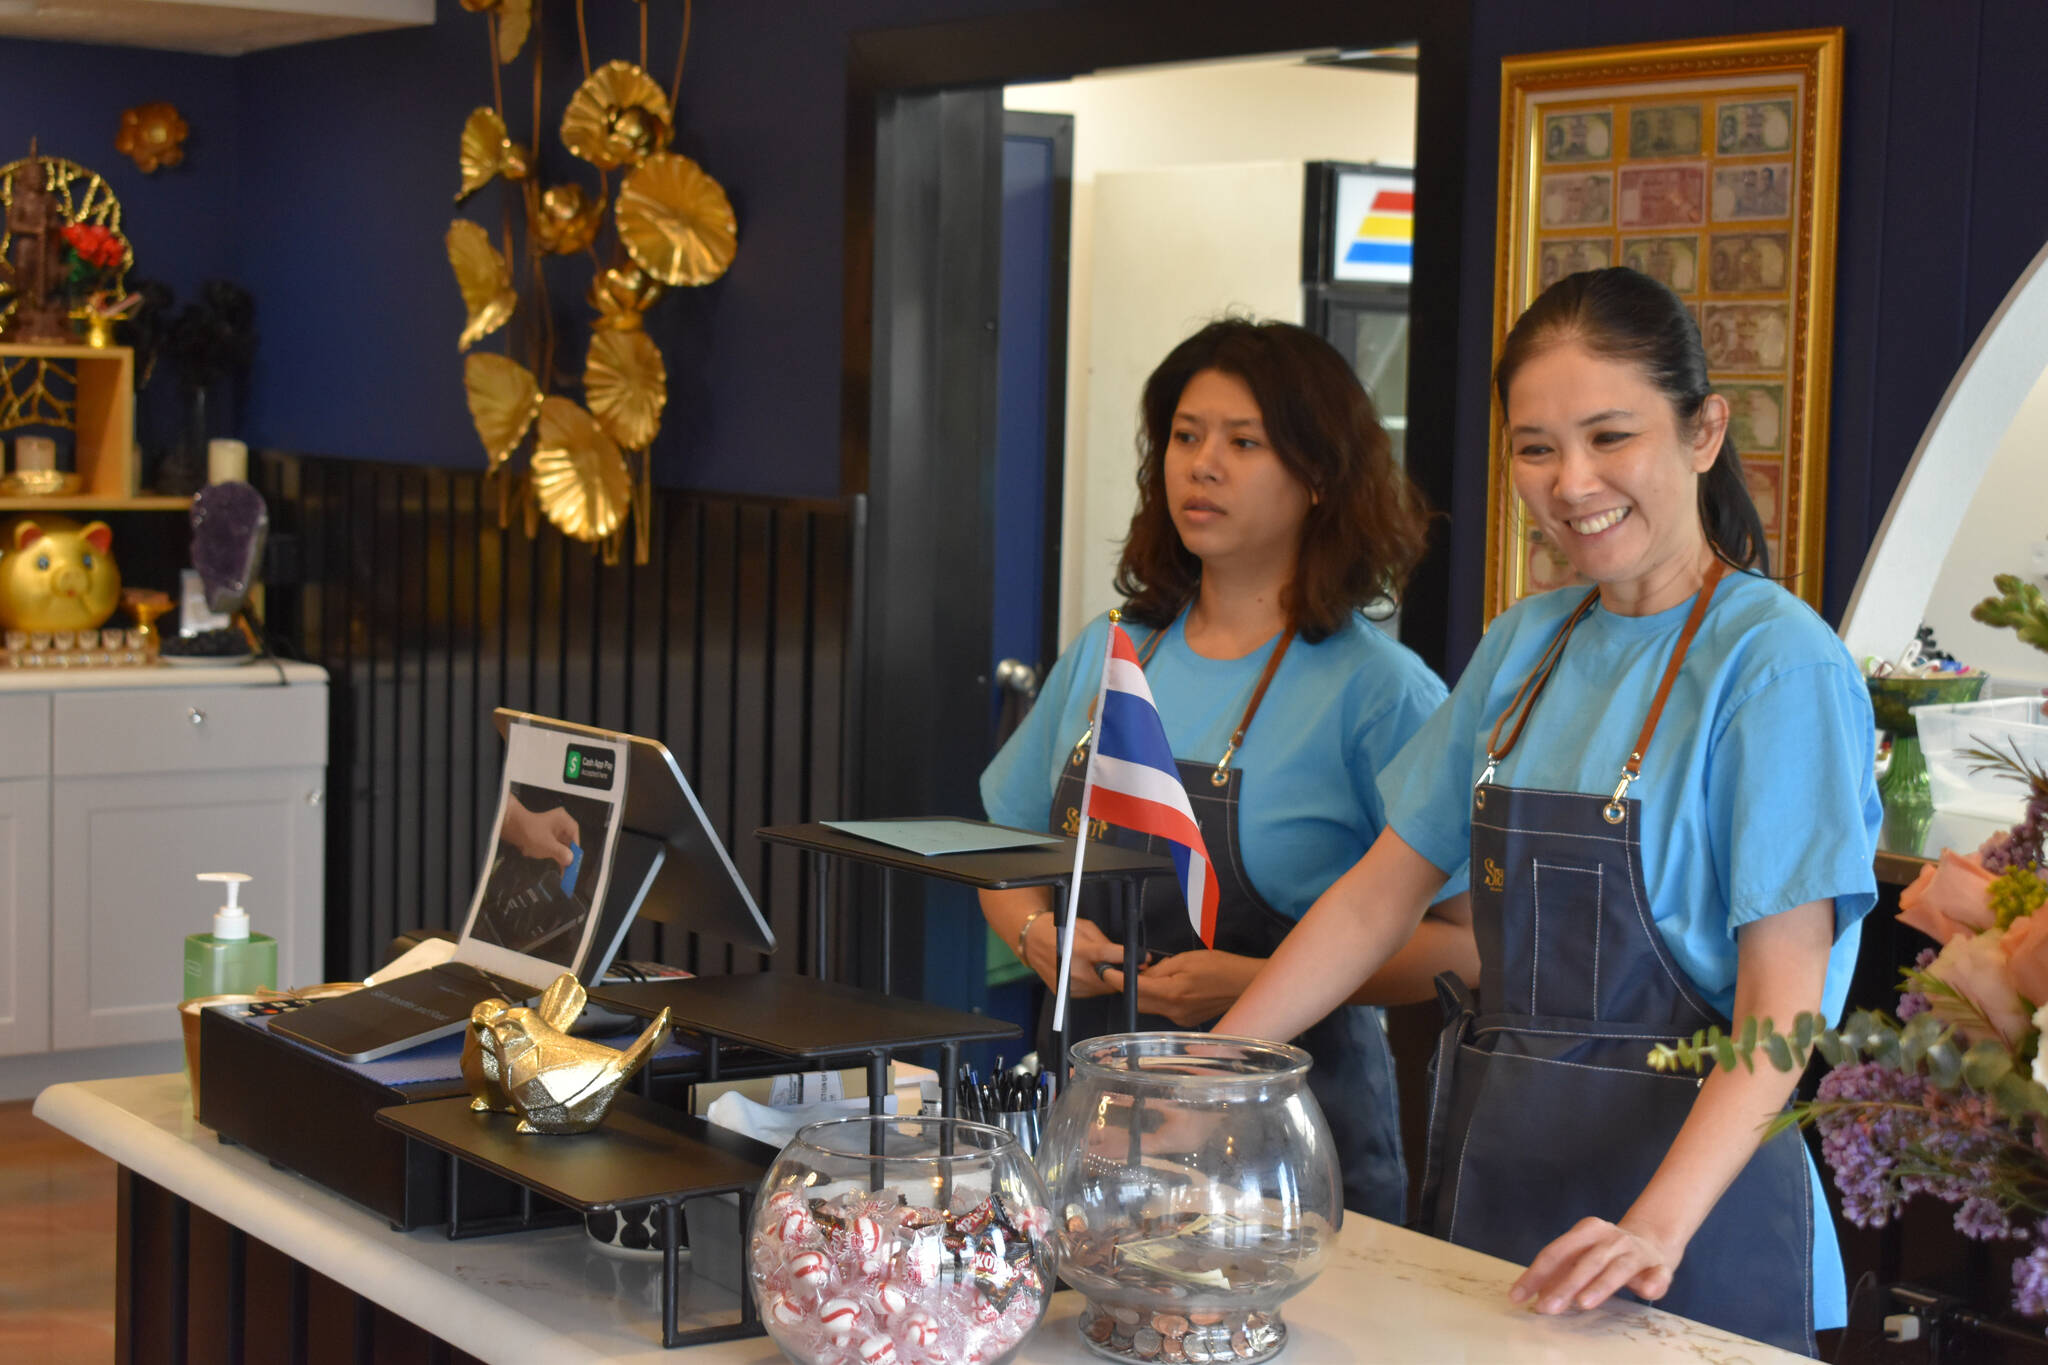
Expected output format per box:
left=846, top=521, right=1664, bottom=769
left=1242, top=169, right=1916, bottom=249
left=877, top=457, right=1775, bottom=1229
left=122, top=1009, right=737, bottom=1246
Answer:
left=457, top=108, right=530, bottom=202
left=115, top=103, right=187, bottom=173
left=561, top=61, right=673, bottom=171
left=445, top=0, right=734, bottom=562
left=534, top=184, right=604, bottom=255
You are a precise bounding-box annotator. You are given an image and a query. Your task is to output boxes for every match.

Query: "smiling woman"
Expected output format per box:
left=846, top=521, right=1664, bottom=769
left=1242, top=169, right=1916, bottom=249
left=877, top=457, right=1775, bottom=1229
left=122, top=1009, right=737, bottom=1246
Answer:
left=977, top=318, right=1475, bottom=1225
left=1218, top=269, right=1879, bottom=1354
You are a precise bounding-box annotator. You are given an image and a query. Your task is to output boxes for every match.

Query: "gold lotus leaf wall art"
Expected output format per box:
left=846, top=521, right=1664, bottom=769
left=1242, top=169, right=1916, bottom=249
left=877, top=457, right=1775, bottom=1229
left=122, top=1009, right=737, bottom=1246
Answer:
left=446, top=220, right=517, bottom=352
left=445, top=0, right=732, bottom=561
left=457, top=108, right=530, bottom=202
left=464, top=353, right=543, bottom=470
left=616, top=151, right=736, bottom=286
left=533, top=396, right=631, bottom=541
left=585, top=329, right=666, bottom=451
left=460, top=0, right=533, bottom=65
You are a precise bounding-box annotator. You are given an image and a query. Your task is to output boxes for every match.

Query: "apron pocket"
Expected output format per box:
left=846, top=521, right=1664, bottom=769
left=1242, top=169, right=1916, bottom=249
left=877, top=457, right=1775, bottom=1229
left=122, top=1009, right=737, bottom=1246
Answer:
left=1439, top=1035, right=1703, bottom=1263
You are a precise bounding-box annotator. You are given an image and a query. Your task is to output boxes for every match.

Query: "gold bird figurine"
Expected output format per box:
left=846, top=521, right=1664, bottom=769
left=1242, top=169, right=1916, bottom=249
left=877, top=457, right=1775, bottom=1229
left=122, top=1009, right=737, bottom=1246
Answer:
left=474, top=973, right=672, bottom=1134
left=460, top=974, right=585, bottom=1113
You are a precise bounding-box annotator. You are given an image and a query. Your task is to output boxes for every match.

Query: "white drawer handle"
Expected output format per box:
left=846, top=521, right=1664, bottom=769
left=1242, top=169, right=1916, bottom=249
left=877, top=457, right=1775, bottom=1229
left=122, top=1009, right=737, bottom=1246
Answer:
left=188, top=708, right=205, bottom=727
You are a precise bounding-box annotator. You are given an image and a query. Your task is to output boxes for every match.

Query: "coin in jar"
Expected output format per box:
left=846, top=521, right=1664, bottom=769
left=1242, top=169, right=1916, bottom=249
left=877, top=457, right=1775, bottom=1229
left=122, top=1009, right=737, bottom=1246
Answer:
left=1085, top=1315, right=1116, bottom=1344
left=1151, top=1312, right=1189, bottom=1338
left=1132, top=1327, right=1164, bottom=1358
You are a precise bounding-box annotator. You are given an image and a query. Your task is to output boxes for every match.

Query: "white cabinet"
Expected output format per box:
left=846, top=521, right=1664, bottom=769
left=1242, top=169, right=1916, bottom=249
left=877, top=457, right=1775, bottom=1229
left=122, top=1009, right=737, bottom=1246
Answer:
left=0, top=666, right=326, bottom=1058
left=0, top=776, right=52, bottom=1056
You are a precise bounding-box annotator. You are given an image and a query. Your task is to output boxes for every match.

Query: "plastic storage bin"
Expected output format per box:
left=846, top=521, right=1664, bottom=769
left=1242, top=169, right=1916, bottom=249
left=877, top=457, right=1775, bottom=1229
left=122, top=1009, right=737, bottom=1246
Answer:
left=1918, top=696, right=2048, bottom=821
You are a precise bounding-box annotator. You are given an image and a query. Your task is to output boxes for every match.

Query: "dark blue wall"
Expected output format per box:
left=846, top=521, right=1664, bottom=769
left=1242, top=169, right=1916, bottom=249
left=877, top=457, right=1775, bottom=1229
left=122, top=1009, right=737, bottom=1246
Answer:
left=232, top=0, right=1066, bottom=498
left=0, top=38, right=242, bottom=452
left=0, top=39, right=241, bottom=305
left=1444, top=0, right=2048, bottom=670
left=11, top=3, right=2047, bottom=643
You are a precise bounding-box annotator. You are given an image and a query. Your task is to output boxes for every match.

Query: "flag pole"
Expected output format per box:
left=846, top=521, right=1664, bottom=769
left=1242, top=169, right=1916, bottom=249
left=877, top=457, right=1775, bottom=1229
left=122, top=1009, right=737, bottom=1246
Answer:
left=1052, top=609, right=1119, bottom=1032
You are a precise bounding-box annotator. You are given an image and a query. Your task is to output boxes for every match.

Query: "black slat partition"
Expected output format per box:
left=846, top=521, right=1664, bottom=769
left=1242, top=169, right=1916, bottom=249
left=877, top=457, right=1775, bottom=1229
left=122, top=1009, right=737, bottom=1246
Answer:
left=254, top=454, right=861, bottom=984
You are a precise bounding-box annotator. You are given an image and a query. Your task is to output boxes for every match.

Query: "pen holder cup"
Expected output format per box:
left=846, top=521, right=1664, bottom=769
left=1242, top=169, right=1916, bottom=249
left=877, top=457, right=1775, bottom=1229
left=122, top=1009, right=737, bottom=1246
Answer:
left=993, top=1100, right=1051, bottom=1158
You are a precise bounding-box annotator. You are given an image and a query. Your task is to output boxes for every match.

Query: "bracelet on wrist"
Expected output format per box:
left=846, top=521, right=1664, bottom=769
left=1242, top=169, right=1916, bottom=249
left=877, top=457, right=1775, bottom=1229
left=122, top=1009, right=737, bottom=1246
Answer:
left=1015, top=908, right=1047, bottom=963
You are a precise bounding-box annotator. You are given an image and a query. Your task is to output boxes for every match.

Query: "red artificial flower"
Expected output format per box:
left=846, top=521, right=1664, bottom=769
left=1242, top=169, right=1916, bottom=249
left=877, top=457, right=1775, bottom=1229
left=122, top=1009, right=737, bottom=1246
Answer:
left=60, top=223, right=126, bottom=271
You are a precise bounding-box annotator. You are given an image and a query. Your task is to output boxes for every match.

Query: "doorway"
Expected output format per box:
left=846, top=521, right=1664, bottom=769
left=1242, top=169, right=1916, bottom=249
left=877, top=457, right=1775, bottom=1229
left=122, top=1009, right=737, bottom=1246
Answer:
left=841, top=2, right=1471, bottom=1054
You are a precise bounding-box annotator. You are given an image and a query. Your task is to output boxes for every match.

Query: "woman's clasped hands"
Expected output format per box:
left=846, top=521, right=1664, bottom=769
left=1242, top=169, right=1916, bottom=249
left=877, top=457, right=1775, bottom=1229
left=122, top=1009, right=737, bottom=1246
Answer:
left=1099, top=949, right=1262, bottom=1027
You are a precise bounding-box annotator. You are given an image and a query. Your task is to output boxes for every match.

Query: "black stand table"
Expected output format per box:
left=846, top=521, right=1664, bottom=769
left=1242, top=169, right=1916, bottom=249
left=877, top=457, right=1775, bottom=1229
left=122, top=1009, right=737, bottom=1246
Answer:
left=377, top=1092, right=779, bottom=1349
left=755, top=820, right=1174, bottom=1076
left=591, top=971, right=1022, bottom=1120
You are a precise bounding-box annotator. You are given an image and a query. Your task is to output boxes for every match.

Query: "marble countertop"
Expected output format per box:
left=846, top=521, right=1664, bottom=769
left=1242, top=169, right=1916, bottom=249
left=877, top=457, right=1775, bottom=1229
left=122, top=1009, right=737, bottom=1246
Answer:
left=0, top=658, right=326, bottom=690
left=34, top=1075, right=1806, bottom=1365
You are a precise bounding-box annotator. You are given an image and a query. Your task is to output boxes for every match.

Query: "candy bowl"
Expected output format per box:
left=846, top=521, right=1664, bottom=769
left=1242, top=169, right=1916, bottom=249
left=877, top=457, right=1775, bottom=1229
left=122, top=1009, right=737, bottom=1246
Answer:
left=1037, top=1034, right=1342, bottom=1364
left=749, top=1115, right=1057, bottom=1365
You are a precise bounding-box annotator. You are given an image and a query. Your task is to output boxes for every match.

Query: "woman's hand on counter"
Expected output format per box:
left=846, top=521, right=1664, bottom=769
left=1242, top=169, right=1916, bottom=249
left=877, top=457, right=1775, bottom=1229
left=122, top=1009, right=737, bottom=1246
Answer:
left=1100, top=950, right=1262, bottom=1026
left=1508, top=1214, right=1681, bottom=1315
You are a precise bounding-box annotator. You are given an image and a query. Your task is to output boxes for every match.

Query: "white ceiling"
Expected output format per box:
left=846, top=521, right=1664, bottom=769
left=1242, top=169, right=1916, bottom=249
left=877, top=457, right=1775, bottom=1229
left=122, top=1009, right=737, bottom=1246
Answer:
left=0, top=0, right=430, bottom=57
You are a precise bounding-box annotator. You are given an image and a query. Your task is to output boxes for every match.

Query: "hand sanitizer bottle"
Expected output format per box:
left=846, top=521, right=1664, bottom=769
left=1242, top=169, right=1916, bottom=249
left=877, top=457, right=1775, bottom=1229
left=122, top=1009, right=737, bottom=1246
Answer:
left=183, top=872, right=277, bottom=998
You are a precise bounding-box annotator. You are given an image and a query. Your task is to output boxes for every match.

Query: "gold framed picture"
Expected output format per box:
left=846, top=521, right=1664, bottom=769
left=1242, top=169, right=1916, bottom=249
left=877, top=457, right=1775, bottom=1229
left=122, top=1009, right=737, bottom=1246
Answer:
left=1485, top=29, right=1844, bottom=620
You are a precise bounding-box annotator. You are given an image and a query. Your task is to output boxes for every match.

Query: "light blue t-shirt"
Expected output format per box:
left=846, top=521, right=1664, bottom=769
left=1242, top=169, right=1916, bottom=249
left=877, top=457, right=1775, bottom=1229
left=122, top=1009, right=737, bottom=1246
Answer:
left=1379, top=568, right=1879, bottom=1329
left=983, top=610, right=1460, bottom=918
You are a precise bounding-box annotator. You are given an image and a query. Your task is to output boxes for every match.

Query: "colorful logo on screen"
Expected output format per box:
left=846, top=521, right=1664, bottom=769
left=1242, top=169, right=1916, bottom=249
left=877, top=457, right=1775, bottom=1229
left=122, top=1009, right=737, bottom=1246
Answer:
left=1345, top=188, right=1413, bottom=271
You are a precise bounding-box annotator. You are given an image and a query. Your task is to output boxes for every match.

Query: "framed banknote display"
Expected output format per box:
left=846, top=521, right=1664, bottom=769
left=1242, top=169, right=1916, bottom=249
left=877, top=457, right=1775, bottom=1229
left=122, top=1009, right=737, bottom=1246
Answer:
left=1485, top=29, right=1843, bottom=619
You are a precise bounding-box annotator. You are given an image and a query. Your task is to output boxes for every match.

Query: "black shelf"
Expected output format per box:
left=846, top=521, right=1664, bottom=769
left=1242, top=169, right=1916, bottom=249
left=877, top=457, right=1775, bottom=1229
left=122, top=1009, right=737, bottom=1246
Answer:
left=756, top=818, right=1171, bottom=889
left=377, top=1092, right=778, bottom=1349
left=593, top=972, right=1021, bottom=1121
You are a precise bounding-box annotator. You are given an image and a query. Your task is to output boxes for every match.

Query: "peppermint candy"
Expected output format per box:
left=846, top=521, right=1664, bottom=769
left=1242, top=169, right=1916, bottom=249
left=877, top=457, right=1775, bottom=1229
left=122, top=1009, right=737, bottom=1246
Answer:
left=898, top=1309, right=940, bottom=1349
left=819, top=1296, right=864, bottom=1340
left=786, top=1250, right=831, bottom=1295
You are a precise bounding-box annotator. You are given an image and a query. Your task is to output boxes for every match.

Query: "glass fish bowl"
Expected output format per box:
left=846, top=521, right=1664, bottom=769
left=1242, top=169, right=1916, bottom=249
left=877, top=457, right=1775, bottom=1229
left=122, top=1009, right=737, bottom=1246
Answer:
left=749, top=1114, right=1057, bottom=1365
left=1037, top=1034, right=1341, bottom=1364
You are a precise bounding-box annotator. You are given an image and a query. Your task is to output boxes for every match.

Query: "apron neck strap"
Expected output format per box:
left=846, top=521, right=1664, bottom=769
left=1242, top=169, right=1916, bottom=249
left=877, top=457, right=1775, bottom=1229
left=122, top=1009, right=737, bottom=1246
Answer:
left=1209, top=627, right=1295, bottom=787
left=1616, top=555, right=1728, bottom=781
left=1479, top=557, right=1731, bottom=820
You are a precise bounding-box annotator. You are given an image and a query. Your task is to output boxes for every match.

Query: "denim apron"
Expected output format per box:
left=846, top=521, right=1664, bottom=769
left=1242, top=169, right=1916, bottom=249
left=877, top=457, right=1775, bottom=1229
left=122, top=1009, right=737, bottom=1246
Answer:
left=1419, top=560, right=1816, bottom=1355
left=1046, top=625, right=1407, bottom=1223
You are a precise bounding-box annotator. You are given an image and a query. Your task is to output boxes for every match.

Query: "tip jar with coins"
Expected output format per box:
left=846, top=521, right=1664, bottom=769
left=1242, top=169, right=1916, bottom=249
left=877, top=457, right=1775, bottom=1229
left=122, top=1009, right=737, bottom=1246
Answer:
left=749, top=1115, right=1058, bottom=1365
left=1036, top=1034, right=1342, bottom=1363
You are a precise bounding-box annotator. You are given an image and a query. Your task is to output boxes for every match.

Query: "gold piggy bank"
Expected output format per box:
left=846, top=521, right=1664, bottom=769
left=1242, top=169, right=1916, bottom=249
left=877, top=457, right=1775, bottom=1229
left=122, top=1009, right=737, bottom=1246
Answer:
left=0, top=515, right=121, bottom=632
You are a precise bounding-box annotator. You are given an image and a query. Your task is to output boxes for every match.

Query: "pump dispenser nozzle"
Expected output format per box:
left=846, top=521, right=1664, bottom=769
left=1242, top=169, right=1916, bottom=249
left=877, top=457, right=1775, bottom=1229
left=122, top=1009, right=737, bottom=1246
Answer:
left=198, top=871, right=253, bottom=941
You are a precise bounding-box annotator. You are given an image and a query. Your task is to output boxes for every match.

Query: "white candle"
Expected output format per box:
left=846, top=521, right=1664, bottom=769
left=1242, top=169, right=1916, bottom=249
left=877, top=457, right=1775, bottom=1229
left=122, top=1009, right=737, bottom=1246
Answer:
left=207, top=438, right=249, bottom=485
left=13, top=435, right=56, bottom=473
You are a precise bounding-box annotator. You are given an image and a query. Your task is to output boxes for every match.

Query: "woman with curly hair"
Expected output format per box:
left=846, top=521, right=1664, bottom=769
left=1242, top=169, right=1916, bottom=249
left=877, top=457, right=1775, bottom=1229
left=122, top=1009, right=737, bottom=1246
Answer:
left=979, top=318, right=1472, bottom=1220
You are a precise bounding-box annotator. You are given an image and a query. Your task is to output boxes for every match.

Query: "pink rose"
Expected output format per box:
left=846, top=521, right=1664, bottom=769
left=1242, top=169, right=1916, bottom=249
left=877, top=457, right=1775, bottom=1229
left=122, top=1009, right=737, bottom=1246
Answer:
left=2002, top=914, right=2048, bottom=1009
left=1926, top=930, right=2032, bottom=1050
left=1898, top=850, right=1997, bottom=945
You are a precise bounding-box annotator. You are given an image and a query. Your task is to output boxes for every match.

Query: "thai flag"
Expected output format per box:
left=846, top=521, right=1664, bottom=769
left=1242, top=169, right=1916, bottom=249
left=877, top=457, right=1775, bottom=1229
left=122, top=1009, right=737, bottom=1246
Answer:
left=1087, top=624, right=1221, bottom=946
left=1052, top=619, right=1220, bottom=1027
